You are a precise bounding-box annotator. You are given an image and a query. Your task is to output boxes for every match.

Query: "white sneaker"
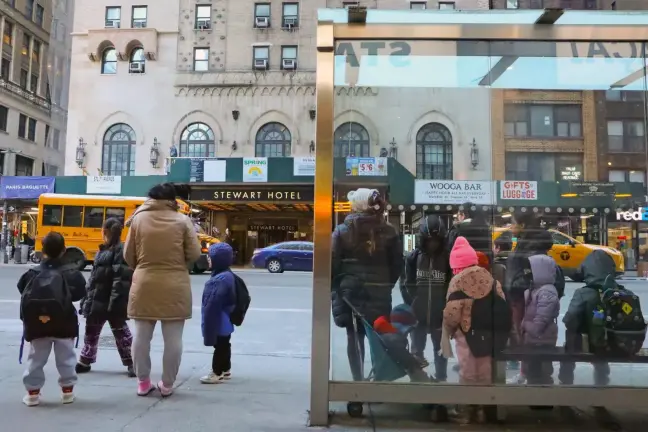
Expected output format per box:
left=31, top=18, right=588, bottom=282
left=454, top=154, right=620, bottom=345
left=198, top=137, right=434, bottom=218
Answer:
left=61, top=388, right=75, bottom=404
left=200, top=372, right=224, bottom=384
left=222, top=370, right=232, bottom=380
left=23, top=392, right=40, bottom=407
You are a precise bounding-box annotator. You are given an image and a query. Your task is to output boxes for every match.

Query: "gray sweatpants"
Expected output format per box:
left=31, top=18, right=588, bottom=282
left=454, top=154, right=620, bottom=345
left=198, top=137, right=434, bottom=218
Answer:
left=23, top=338, right=77, bottom=391
left=132, top=320, right=185, bottom=387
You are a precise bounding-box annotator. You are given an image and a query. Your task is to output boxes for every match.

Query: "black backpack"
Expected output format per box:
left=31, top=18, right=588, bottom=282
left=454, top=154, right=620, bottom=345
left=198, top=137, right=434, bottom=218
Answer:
left=448, top=281, right=512, bottom=358
left=20, top=266, right=73, bottom=337
left=590, top=278, right=646, bottom=356
left=229, top=272, right=251, bottom=327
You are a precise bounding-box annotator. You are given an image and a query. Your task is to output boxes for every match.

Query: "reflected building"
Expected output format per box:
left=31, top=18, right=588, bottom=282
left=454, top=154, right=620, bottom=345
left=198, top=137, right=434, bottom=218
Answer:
left=0, top=0, right=72, bottom=176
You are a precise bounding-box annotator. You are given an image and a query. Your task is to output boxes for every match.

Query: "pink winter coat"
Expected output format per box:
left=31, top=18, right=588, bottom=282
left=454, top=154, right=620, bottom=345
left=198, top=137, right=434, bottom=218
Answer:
left=521, top=255, right=560, bottom=346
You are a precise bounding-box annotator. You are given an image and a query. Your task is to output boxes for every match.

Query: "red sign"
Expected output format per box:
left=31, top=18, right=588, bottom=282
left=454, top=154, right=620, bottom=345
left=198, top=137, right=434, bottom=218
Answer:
left=500, top=181, right=538, bottom=200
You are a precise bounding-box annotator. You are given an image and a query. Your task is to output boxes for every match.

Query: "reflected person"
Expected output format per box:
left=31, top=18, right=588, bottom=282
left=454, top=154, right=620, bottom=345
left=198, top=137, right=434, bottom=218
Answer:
left=331, top=189, right=403, bottom=381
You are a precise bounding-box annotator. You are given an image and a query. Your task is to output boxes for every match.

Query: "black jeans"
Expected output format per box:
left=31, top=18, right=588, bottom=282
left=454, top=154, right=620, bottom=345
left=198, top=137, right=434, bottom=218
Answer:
left=558, top=334, right=610, bottom=385
left=411, top=324, right=447, bottom=380
left=346, top=325, right=366, bottom=381
left=212, top=336, right=232, bottom=375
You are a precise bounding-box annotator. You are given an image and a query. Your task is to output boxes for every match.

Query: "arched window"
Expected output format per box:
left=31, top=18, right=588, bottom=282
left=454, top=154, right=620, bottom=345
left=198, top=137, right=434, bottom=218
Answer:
left=416, top=123, right=453, bottom=180
left=255, top=122, right=291, bottom=157
left=102, top=123, right=136, bottom=176
left=129, top=47, right=145, bottom=73
left=101, top=47, right=117, bottom=75
left=179, top=122, right=215, bottom=157
left=334, top=122, right=370, bottom=157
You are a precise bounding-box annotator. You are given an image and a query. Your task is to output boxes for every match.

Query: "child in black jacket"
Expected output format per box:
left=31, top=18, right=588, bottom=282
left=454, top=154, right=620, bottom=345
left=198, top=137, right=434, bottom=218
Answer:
left=17, top=232, right=86, bottom=406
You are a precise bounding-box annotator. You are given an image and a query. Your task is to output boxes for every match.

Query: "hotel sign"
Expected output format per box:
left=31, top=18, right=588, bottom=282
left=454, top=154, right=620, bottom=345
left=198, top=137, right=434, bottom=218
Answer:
left=190, top=185, right=314, bottom=202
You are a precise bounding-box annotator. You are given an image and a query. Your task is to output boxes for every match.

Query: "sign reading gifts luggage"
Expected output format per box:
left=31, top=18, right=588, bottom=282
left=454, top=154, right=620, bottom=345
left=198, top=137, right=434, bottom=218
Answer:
left=415, top=180, right=495, bottom=205
left=500, top=181, right=538, bottom=200
left=86, top=176, right=121, bottom=195
left=243, top=158, right=268, bottom=183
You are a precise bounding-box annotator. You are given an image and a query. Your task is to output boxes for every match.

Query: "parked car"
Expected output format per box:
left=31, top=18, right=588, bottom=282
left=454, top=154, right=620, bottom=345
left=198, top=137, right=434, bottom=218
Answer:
left=251, top=241, right=313, bottom=273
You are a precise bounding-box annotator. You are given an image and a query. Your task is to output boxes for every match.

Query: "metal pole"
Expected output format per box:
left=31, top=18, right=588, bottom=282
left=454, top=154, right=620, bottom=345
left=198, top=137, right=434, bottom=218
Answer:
left=1, top=200, right=8, bottom=264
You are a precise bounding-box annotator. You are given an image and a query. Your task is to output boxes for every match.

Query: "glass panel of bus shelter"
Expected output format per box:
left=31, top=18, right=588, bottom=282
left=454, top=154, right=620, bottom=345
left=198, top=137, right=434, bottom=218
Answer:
left=329, top=34, right=648, bottom=388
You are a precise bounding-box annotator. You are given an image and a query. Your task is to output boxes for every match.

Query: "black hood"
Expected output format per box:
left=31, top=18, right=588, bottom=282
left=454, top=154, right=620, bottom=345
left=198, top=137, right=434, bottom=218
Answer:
left=581, top=250, right=617, bottom=287
left=516, top=228, right=553, bottom=255
left=419, top=215, right=446, bottom=240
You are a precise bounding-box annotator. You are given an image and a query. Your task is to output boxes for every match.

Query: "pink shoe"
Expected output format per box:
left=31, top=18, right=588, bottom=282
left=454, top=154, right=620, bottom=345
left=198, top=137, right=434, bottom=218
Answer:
left=137, top=379, right=155, bottom=396
left=157, top=381, right=173, bottom=397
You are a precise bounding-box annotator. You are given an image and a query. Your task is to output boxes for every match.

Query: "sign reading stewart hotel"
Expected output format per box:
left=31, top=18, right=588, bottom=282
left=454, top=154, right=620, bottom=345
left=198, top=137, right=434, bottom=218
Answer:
left=414, top=180, right=495, bottom=205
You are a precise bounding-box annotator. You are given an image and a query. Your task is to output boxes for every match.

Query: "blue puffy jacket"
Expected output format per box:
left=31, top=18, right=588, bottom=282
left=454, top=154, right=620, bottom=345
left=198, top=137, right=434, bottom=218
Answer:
left=201, top=243, right=236, bottom=346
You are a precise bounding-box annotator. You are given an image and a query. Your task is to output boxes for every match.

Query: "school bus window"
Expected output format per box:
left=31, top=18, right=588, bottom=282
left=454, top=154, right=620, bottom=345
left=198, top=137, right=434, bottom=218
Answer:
left=62, top=206, right=83, bottom=227
left=106, top=207, right=125, bottom=224
left=84, top=207, right=105, bottom=228
left=42, top=205, right=62, bottom=226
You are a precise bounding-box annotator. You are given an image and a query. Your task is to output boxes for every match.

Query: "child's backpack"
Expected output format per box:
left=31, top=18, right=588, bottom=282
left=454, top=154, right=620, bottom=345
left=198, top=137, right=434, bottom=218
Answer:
left=20, top=266, right=73, bottom=340
left=589, top=277, right=646, bottom=356
left=229, top=272, right=251, bottom=326
left=448, top=281, right=512, bottom=358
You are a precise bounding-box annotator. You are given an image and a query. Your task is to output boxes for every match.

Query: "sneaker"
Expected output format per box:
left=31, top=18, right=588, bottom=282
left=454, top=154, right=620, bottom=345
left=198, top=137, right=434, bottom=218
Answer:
left=127, top=366, right=136, bottom=378
left=75, top=362, right=91, bottom=374
left=137, top=379, right=155, bottom=396
left=22, top=390, right=40, bottom=407
left=200, top=372, right=224, bottom=384
left=222, top=370, right=232, bottom=380
left=61, top=386, right=75, bottom=404
left=157, top=381, right=173, bottom=398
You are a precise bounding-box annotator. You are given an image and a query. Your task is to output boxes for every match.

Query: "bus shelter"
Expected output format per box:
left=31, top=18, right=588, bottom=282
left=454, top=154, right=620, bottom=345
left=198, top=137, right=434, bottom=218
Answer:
left=309, top=7, right=648, bottom=426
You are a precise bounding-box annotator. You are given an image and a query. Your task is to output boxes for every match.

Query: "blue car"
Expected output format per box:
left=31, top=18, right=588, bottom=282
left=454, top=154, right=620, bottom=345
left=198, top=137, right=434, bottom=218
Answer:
left=251, top=241, right=314, bottom=273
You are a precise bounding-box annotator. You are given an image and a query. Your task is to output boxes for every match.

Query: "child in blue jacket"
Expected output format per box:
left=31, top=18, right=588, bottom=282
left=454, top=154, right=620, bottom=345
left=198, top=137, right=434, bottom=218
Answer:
left=201, top=243, right=236, bottom=384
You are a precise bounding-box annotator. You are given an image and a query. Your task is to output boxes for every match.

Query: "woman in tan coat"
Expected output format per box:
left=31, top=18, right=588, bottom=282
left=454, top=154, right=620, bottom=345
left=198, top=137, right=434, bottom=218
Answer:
left=124, top=183, right=201, bottom=397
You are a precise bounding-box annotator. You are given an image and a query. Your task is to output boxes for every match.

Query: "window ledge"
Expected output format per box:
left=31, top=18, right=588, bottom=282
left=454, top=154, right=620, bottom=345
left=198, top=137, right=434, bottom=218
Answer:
left=17, top=136, right=36, bottom=144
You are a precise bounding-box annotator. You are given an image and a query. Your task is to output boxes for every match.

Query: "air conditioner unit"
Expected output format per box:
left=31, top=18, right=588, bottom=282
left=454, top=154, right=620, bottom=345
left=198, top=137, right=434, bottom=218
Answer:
left=255, top=16, right=269, bottom=28
left=253, top=59, right=268, bottom=70
left=197, top=19, right=211, bottom=30
left=282, top=59, right=296, bottom=70
left=105, top=19, right=120, bottom=28
left=133, top=21, right=147, bottom=28
left=129, top=62, right=144, bottom=73
left=283, top=17, right=297, bottom=28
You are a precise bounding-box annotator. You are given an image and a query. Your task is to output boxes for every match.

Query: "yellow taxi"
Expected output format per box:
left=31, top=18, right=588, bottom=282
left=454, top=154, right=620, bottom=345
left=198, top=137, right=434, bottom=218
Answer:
left=493, top=228, right=624, bottom=281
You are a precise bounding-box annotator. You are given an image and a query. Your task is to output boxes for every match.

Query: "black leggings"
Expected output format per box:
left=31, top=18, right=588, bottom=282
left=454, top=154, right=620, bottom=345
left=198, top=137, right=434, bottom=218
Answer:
left=346, top=325, right=366, bottom=381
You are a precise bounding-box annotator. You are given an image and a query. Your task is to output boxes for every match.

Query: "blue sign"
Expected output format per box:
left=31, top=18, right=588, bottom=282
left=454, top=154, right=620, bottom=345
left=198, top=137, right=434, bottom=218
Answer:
left=0, top=176, right=55, bottom=199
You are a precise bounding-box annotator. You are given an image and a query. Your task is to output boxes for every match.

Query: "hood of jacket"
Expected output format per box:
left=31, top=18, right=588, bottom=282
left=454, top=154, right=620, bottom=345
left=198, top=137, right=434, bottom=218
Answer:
left=344, top=211, right=383, bottom=228
left=581, top=249, right=617, bottom=287
left=528, top=254, right=557, bottom=289
left=516, top=228, right=553, bottom=255
left=419, top=215, right=447, bottom=241
left=451, top=266, right=493, bottom=299
left=125, top=198, right=179, bottom=227
left=209, top=242, right=233, bottom=275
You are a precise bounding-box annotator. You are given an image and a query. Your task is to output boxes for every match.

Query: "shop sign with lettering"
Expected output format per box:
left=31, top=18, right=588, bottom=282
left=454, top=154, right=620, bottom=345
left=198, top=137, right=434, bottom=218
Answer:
left=500, top=181, right=537, bottom=200
left=248, top=224, right=298, bottom=231
left=616, top=208, right=648, bottom=221
left=190, top=186, right=314, bottom=202
left=570, top=182, right=616, bottom=197
left=414, top=180, right=495, bottom=205
left=561, top=166, right=582, bottom=181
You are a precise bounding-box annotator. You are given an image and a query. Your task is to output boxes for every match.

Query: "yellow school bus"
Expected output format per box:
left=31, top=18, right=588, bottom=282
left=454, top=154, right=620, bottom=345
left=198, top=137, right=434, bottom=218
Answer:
left=35, top=194, right=218, bottom=272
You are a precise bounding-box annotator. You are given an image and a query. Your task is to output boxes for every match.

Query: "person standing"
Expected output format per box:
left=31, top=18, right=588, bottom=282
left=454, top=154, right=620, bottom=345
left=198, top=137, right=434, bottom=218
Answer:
left=200, top=243, right=236, bottom=384
left=401, top=215, right=451, bottom=381
left=331, top=188, right=403, bottom=381
left=124, top=183, right=202, bottom=397
left=76, top=218, right=135, bottom=377
left=447, top=203, right=492, bottom=262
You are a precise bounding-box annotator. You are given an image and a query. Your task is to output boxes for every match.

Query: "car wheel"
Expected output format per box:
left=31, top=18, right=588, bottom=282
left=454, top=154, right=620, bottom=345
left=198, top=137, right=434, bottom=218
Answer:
left=267, top=259, right=283, bottom=273
left=66, top=249, right=86, bottom=271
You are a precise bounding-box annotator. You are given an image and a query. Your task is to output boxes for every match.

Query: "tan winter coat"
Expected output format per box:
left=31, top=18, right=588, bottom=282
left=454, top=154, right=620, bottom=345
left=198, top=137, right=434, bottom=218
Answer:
left=124, top=199, right=202, bottom=320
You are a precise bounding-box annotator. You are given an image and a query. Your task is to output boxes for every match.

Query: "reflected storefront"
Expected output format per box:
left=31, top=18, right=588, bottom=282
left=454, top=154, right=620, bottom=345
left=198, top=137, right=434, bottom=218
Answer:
left=309, top=7, right=648, bottom=427
left=609, top=207, right=648, bottom=272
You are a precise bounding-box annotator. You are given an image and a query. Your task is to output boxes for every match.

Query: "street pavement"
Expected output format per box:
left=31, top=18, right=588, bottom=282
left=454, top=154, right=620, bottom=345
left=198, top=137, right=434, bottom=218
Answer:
left=0, top=264, right=645, bottom=431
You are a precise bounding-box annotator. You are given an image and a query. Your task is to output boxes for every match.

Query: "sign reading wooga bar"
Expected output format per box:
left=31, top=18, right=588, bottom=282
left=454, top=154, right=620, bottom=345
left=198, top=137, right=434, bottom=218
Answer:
left=415, top=180, right=495, bottom=205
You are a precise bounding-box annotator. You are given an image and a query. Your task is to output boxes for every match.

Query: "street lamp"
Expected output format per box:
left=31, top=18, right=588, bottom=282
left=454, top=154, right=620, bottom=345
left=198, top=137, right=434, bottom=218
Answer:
left=470, top=138, right=479, bottom=169
left=75, top=138, right=86, bottom=168
left=150, top=138, right=160, bottom=168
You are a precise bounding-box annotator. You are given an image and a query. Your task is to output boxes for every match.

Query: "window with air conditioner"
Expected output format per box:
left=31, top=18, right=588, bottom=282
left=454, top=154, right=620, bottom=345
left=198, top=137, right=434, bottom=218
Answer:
left=343, top=1, right=359, bottom=8
left=132, top=6, right=147, bottom=28
left=410, top=2, right=427, bottom=9
left=253, top=46, right=269, bottom=70
left=438, top=1, right=455, bottom=9
left=254, top=3, right=270, bottom=28
left=506, top=0, right=519, bottom=8
left=196, top=5, right=211, bottom=30
left=194, top=48, right=209, bottom=72
left=105, top=6, right=121, bottom=28
left=281, top=46, right=297, bottom=70
left=129, top=48, right=146, bottom=73
left=282, top=3, right=299, bottom=28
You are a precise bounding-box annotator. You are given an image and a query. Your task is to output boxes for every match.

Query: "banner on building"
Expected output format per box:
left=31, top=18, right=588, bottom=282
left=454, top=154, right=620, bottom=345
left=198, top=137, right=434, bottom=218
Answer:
left=243, top=158, right=268, bottom=183
left=0, top=176, right=55, bottom=199
left=294, top=157, right=315, bottom=176
left=500, top=181, right=538, bottom=200
left=346, top=157, right=388, bottom=176
left=87, top=176, right=122, bottom=195
left=190, top=158, right=226, bottom=183
left=415, top=180, right=495, bottom=205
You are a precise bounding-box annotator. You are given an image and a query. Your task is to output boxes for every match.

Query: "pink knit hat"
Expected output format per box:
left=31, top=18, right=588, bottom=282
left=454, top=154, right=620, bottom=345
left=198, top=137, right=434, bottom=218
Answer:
left=450, top=236, right=478, bottom=272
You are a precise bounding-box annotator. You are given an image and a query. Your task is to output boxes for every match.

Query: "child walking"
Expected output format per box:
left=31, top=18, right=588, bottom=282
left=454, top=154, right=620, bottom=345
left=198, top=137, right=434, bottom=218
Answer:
left=76, top=218, right=135, bottom=377
left=17, top=232, right=87, bottom=406
left=200, top=243, right=236, bottom=384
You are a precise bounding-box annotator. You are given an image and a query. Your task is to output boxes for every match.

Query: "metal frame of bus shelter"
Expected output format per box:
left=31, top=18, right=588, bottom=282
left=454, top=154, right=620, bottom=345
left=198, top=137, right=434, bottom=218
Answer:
left=309, top=8, right=648, bottom=427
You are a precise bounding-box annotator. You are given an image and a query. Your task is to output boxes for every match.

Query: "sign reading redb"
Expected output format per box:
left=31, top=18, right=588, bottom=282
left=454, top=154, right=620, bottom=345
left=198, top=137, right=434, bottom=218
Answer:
left=500, top=181, right=538, bottom=200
